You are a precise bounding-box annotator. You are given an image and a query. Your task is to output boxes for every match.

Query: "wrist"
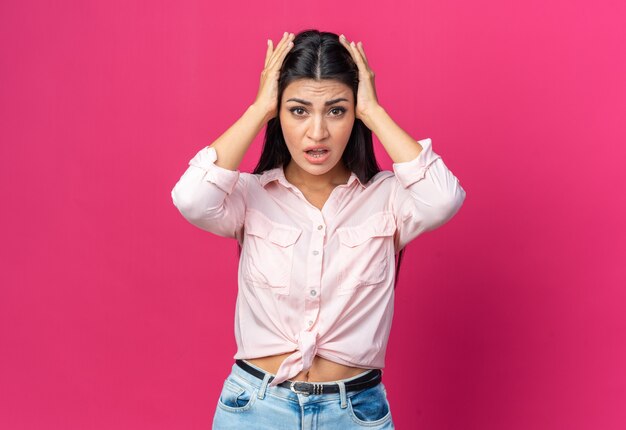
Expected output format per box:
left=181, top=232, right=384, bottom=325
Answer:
left=360, top=104, right=387, bottom=132
left=248, top=103, right=274, bottom=124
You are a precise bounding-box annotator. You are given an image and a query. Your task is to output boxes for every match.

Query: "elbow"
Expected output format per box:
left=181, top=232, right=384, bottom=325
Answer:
left=424, top=184, right=466, bottom=230
left=440, top=182, right=466, bottom=220
left=171, top=185, right=203, bottom=221
left=448, top=182, right=466, bottom=215
left=171, top=185, right=225, bottom=226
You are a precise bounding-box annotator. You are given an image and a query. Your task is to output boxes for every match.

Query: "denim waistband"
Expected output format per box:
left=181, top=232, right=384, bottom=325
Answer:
left=226, top=359, right=382, bottom=405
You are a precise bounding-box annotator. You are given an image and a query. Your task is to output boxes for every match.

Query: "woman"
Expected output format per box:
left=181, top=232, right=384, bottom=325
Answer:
left=171, top=29, right=466, bottom=429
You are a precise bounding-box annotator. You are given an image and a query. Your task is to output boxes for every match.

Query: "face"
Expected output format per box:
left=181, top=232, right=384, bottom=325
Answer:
left=279, top=78, right=355, bottom=183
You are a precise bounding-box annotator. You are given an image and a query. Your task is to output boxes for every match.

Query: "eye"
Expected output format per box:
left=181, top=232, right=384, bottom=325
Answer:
left=289, top=107, right=306, bottom=116
left=287, top=106, right=347, bottom=117
left=329, top=107, right=346, bottom=117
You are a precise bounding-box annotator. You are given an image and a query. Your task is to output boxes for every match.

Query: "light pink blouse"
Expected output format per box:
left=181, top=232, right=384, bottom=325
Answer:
left=171, top=138, right=466, bottom=387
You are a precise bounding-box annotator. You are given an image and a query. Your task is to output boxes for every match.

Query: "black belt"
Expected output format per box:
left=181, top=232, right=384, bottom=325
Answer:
left=235, top=359, right=382, bottom=395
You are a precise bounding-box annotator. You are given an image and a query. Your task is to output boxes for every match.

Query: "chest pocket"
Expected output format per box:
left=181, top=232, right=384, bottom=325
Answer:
left=243, top=210, right=302, bottom=295
left=336, top=211, right=396, bottom=294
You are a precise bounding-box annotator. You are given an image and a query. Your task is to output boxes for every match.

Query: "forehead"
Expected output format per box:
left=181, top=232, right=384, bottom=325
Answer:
left=282, top=79, right=353, bottom=102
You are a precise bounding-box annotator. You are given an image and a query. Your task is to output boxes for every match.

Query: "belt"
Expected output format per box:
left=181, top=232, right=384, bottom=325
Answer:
left=235, top=359, right=382, bottom=395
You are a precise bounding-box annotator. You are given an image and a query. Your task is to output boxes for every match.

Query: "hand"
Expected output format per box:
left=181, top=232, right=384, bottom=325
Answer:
left=338, top=34, right=381, bottom=121
left=253, top=31, right=295, bottom=122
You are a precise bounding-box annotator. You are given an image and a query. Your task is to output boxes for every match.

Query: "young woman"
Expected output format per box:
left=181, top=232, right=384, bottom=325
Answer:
left=171, top=29, right=466, bottom=429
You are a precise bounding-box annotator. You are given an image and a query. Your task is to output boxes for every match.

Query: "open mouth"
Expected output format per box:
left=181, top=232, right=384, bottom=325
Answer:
left=305, top=149, right=329, bottom=158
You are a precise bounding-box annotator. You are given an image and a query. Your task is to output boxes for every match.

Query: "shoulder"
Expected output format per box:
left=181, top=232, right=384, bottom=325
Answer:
left=244, top=170, right=273, bottom=188
left=366, top=169, right=395, bottom=186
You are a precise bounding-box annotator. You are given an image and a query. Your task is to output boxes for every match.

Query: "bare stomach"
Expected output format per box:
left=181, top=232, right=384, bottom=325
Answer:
left=246, top=352, right=370, bottom=382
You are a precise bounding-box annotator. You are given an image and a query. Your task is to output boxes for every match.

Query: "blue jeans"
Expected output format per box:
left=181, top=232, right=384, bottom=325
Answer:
left=212, top=360, right=395, bottom=429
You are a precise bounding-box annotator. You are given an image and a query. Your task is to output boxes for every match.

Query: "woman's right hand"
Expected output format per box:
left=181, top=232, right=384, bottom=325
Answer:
left=253, top=31, right=295, bottom=122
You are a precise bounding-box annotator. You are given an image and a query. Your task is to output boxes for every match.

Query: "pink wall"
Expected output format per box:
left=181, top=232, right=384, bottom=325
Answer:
left=1, top=0, right=625, bottom=428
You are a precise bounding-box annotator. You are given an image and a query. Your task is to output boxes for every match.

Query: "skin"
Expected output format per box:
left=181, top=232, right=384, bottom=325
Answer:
left=280, top=78, right=355, bottom=209
left=246, top=32, right=425, bottom=382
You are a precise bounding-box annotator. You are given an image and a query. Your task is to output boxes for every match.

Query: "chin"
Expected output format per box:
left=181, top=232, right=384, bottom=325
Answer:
left=300, top=156, right=339, bottom=171
left=299, top=164, right=333, bottom=176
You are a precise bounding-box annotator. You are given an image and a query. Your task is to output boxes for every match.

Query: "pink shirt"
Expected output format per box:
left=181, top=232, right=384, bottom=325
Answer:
left=171, top=137, right=466, bottom=387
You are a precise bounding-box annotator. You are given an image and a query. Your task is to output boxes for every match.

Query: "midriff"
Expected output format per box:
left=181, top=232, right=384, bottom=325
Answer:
left=246, top=352, right=371, bottom=382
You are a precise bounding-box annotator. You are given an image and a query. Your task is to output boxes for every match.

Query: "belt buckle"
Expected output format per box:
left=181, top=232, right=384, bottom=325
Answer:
left=290, top=381, right=324, bottom=395
left=290, top=381, right=310, bottom=395
left=290, top=381, right=316, bottom=395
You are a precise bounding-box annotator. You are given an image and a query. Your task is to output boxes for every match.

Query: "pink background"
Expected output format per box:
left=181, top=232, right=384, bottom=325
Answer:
left=1, top=0, right=625, bottom=429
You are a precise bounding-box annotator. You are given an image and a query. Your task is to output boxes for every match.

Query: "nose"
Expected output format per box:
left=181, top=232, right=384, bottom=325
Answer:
left=307, top=115, right=329, bottom=142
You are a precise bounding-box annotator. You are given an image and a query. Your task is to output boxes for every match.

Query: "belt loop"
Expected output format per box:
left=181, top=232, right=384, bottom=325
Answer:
left=336, top=381, right=347, bottom=409
left=257, top=372, right=271, bottom=400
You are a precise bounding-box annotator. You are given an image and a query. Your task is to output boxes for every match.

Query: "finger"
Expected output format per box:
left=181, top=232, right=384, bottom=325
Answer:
left=339, top=35, right=362, bottom=67
left=338, top=34, right=352, bottom=53
left=264, top=32, right=288, bottom=70
left=276, top=31, right=292, bottom=51
left=347, top=40, right=366, bottom=70
left=267, top=31, right=290, bottom=64
left=267, top=32, right=294, bottom=70
left=356, top=41, right=368, bottom=64
left=264, top=39, right=273, bottom=68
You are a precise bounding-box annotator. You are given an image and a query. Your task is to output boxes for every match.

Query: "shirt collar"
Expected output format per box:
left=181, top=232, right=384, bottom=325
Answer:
left=259, top=166, right=366, bottom=189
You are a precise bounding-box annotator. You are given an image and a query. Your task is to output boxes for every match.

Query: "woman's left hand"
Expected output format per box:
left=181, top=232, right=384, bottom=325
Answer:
left=339, top=34, right=381, bottom=122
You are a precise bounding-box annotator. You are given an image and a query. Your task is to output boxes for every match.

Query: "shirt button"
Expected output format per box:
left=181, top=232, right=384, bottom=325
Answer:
left=310, top=289, right=317, bottom=296
left=312, top=250, right=319, bottom=255
left=308, top=320, right=314, bottom=326
left=317, top=225, right=323, bottom=230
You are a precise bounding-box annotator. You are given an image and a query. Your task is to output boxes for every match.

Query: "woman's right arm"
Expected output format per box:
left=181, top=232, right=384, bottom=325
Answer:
left=171, top=32, right=295, bottom=242
left=170, top=104, right=269, bottom=242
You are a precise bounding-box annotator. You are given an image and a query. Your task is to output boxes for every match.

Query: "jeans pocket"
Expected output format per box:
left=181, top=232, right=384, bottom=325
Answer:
left=347, top=383, right=392, bottom=426
left=217, top=374, right=257, bottom=412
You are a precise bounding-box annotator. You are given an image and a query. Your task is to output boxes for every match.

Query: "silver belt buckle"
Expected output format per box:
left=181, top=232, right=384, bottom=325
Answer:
left=290, top=381, right=311, bottom=395
left=290, top=381, right=324, bottom=395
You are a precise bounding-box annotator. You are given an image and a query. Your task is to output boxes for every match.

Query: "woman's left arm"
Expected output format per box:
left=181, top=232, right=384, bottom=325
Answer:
left=340, top=35, right=467, bottom=251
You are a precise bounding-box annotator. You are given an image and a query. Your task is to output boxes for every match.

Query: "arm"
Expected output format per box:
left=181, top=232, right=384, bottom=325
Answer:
left=339, top=35, right=465, bottom=251
left=337, top=36, right=466, bottom=251
left=170, top=146, right=244, bottom=242
left=171, top=32, right=295, bottom=242
left=362, top=106, right=466, bottom=251
left=170, top=104, right=268, bottom=242
left=391, top=137, right=466, bottom=251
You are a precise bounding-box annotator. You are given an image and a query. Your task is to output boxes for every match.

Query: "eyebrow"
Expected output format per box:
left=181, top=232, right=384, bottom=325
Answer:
left=285, top=97, right=350, bottom=106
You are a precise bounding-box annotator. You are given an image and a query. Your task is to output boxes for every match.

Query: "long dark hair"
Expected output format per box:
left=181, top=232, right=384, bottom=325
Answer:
left=239, top=28, right=406, bottom=288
